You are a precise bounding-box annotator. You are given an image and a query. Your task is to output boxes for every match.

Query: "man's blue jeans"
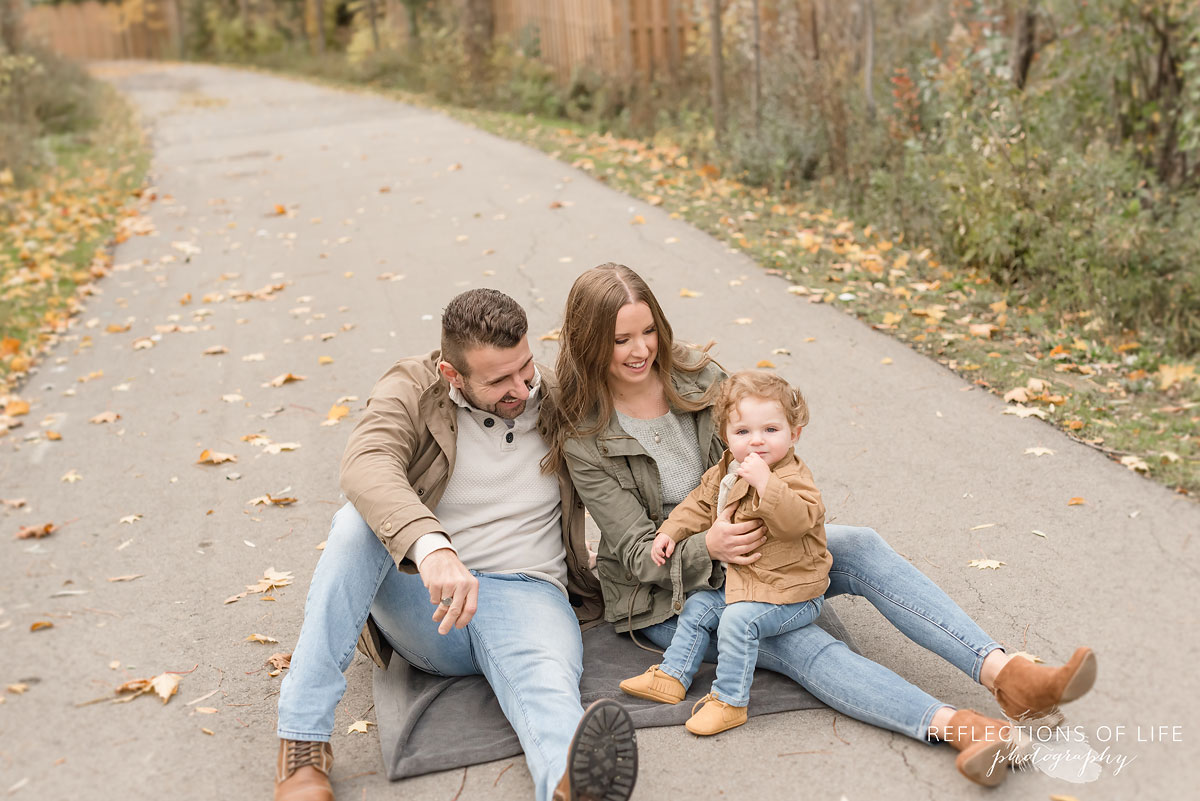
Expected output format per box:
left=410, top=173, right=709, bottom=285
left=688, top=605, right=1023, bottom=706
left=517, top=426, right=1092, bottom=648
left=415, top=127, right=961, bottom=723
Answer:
left=277, top=503, right=584, bottom=801
left=659, top=589, right=824, bottom=707
left=640, top=525, right=1003, bottom=741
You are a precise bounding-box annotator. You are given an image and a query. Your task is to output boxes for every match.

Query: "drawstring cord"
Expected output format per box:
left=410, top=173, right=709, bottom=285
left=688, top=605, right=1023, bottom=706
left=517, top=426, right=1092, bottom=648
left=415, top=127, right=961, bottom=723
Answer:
left=626, top=582, right=664, bottom=655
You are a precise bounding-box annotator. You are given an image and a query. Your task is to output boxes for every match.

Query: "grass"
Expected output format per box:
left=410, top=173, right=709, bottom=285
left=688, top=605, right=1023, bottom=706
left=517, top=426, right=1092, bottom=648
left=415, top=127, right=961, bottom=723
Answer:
left=0, top=79, right=150, bottom=395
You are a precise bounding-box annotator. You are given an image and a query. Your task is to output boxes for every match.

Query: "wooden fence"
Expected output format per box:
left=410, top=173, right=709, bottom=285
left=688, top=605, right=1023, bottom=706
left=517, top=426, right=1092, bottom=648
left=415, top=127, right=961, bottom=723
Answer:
left=493, top=0, right=690, bottom=82
left=22, top=0, right=690, bottom=83
left=23, top=0, right=179, bottom=61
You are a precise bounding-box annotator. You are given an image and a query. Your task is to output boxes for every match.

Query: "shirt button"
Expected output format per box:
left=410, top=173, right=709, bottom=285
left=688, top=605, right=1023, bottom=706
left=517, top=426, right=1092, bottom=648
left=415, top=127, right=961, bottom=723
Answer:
left=505, top=432, right=514, bottom=443
left=382, top=522, right=392, bottom=531
left=673, top=602, right=682, bottom=612
left=484, top=418, right=494, bottom=428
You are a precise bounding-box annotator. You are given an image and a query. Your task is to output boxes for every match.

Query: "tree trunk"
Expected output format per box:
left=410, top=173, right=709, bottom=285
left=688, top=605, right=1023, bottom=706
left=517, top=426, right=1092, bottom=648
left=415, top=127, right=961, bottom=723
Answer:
left=863, top=0, right=876, bottom=120
left=459, top=0, right=493, bottom=83
left=1010, top=0, right=1037, bottom=90
left=710, top=0, right=725, bottom=142
left=752, top=0, right=762, bottom=135
left=0, top=0, right=24, bottom=55
left=402, top=0, right=421, bottom=52
left=667, top=0, right=679, bottom=78
left=312, top=0, right=325, bottom=55
left=367, top=0, right=380, bottom=50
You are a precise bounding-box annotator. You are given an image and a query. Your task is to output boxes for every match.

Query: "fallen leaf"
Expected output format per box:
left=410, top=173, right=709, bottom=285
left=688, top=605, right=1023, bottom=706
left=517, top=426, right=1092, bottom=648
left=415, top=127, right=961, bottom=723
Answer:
left=318, top=356, right=334, bottom=366
left=679, top=288, right=702, bottom=298
left=771, top=348, right=791, bottom=355
left=15, top=523, right=56, bottom=540
left=201, top=727, right=215, bottom=735
left=347, top=720, right=375, bottom=734
left=150, top=673, right=181, bottom=704
left=106, top=323, right=130, bottom=334
left=6, top=683, right=28, bottom=694
left=4, top=400, right=30, bottom=416
left=1023, top=447, right=1054, bottom=457
left=245, top=633, right=279, bottom=644
left=195, top=707, right=218, bottom=714
left=197, top=449, right=237, bottom=465
left=326, top=404, right=349, bottom=422
left=267, top=652, right=292, bottom=670
left=90, top=411, right=121, bottom=424
left=61, top=470, right=82, bottom=483
left=1003, top=405, right=1048, bottom=421
left=246, top=494, right=297, bottom=507
left=264, top=373, right=306, bottom=388
left=881, top=358, right=893, bottom=365
left=30, top=621, right=53, bottom=632
left=221, top=394, right=243, bottom=403
left=45, top=431, right=61, bottom=441
left=1157, top=363, right=1196, bottom=391
left=263, top=442, right=301, bottom=455
left=1031, top=530, right=1048, bottom=538
left=1004, top=388, right=1030, bottom=404
left=1, top=498, right=27, bottom=508
left=225, top=567, right=294, bottom=604
left=1119, top=454, right=1150, bottom=473
left=107, top=574, right=144, bottom=583
left=968, top=323, right=997, bottom=339
left=756, top=360, right=776, bottom=368
left=203, top=346, right=229, bottom=356
left=1067, top=497, right=1086, bottom=506
left=539, top=328, right=561, bottom=342
left=120, top=514, right=143, bottom=524
left=630, top=214, right=645, bottom=225
left=968, top=523, right=996, bottom=531
left=733, top=318, right=753, bottom=325
left=273, top=204, right=286, bottom=215
left=243, top=353, right=265, bottom=362
left=967, top=559, right=1005, bottom=570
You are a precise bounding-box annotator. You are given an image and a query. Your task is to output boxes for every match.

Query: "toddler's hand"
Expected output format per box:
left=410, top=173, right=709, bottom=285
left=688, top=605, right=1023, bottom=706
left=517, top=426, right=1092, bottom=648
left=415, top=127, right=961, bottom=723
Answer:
left=737, top=452, right=771, bottom=494
left=651, top=533, right=676, bottom=566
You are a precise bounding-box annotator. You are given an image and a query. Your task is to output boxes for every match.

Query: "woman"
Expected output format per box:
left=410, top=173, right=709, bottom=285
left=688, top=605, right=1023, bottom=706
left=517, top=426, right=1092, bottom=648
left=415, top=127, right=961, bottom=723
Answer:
left=544, top=263, right=1097, bottom=787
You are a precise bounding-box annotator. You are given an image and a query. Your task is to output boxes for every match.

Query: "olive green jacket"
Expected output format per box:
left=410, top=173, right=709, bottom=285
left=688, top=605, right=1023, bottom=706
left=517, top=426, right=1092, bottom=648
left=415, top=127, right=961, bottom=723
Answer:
left=563, top=360, right=727, bottom=632
left=344, top=350, right=605, bottom=668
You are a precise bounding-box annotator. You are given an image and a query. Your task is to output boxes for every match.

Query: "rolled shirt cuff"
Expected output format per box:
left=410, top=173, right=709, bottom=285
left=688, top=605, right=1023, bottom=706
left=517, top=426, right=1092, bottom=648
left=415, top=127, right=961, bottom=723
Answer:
left=406, top=532, right=457, bottom=569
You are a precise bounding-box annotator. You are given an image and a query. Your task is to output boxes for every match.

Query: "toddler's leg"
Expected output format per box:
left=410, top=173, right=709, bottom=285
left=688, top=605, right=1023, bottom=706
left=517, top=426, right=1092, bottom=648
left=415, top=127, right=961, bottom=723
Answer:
left=659, top=589, right=726, bottom=689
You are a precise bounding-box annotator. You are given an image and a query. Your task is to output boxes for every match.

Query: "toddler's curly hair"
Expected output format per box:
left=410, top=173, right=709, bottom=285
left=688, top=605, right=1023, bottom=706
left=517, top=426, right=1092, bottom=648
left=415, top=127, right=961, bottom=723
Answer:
left=714, top=370, right=810, bottom=436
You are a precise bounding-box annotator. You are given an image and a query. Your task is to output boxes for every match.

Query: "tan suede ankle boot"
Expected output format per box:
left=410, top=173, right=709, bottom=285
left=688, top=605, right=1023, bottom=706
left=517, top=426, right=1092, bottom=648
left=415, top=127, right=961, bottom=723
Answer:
left=684, top=694, right=747, bottom=736
left=941, top=709, right=1015, bottom=787
left=992, top=647, right=1097, bottom=725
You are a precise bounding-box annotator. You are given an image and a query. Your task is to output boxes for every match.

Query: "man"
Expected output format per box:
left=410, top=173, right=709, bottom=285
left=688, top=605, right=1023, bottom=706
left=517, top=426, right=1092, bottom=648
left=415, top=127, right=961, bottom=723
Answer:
left=274, top=289, right=638, bottom=801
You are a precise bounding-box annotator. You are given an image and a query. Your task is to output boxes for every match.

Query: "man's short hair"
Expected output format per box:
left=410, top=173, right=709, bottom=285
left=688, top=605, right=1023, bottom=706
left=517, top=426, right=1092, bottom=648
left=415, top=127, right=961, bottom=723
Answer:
left=441, top=288, right=528, bottom=376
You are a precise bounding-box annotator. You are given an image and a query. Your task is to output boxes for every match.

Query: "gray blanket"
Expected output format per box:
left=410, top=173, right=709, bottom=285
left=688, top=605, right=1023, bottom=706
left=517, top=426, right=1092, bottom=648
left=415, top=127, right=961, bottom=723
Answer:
left=373, top=604, right=859, bottom=779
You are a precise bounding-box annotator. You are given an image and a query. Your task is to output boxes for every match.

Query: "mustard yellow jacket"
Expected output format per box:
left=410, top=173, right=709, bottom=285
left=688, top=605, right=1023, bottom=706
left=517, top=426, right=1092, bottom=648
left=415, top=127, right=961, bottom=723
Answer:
left=660, top=450, right=830, bottom=605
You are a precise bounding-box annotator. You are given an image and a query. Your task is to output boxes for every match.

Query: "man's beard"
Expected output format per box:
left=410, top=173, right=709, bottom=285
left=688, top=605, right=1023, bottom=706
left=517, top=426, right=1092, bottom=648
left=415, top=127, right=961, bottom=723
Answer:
left=460, top=384, right=528, bottom=420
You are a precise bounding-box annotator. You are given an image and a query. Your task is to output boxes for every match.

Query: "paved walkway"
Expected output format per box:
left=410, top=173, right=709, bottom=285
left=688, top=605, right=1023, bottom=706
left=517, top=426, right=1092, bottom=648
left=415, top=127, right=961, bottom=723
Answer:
left=2, top=62, right=1197, bottom=800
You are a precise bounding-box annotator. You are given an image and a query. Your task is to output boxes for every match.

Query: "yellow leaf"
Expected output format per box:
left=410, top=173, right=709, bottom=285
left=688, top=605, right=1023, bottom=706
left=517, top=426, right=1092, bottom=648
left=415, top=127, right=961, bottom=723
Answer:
left=679, top=288, right=702, bottom=298
left=106, top=323, right=131, bottom=334
left=756, top=360, right=776, bottom=368
left=967, top=559, right=1005, bottom=570
left=107, top=574, right=144, bottom=583
left=347, top=720, right=375, bottom=734
left=46, top=431, right=62, bottom=441
left=1157, top=363, right=1196, bottom=391
left=245, top=633, right=279, bottom=644
left=197, top=449, right=237, bottom=465
left=15, top=522, right=56, bottom=539
left=4, top=400, right=30, bottom=417
left=0, top=168, right=13, bottom=185
left=273, top=204, right=287, bottom=216
left=264, top=373, right=306, bottom=388
left=90, top=411, right=120, bottom=424
left=30, top=621, right=54, bottom=632
left=733, top=318, right=753, bottom=325
left=120, top=514, right=143, bottom=524
left=539, top=328, right=561, bottom=341
left=327, top=404, right=349, bottom=421
left=61, top=469, right=82, bottom=483
left=1067, top=497, right=1086, bottom=506
left=630, top=215, right=646, bottom=225
left=318, top=356, right=334, bottom=365
left=881, top=358, right=893, bottom=365
left=203, top=346, right=229, bottom=356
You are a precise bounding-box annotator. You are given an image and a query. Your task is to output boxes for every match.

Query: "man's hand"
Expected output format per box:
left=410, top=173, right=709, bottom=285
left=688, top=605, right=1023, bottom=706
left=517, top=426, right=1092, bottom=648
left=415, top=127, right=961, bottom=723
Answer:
left=419, top=549, right=479, bottom=634
left=704, top=504, right=766, bottom=565
left=651, top=532, right=676, bottom=566
left=736, top=452, right=771, bottom=495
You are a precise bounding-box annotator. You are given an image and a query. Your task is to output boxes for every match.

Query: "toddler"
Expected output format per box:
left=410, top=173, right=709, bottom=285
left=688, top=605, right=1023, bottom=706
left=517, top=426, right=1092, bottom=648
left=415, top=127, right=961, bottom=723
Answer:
left=618, top=370, right=829, bottom=735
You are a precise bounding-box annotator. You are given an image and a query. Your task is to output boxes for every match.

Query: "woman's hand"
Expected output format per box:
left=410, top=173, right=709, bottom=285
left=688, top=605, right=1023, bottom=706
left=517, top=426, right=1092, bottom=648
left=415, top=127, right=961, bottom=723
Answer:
left=704, top=505, right=766, bottom=564
left=651, top=533, right=676, bottom=566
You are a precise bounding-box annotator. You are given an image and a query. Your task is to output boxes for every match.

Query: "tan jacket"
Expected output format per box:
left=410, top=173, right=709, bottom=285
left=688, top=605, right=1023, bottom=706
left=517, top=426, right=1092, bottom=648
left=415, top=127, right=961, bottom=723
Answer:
left=342, top=350, right=604, bottom=668
left=659, top=450, right=830, bottom=605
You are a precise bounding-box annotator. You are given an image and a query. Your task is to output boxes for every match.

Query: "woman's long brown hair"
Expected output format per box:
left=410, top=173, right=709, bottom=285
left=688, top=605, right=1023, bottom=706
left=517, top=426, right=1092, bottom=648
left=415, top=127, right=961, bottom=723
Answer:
left=543, top=263, right=716, bottom=472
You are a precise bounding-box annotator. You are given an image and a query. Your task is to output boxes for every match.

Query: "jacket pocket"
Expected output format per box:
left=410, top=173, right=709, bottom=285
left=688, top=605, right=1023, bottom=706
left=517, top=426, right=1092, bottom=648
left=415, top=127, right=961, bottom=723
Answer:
left=596, top=558, right=654, bottom=618
left=753, top=539, right=819, bottom=591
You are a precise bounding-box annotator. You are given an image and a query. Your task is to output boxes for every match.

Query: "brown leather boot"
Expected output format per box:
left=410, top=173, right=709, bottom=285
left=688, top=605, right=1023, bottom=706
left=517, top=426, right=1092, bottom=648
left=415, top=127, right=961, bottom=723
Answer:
left=940, top=709, right=1015, bottom=787
left=553, top=699, right=638, bottom=801
left=993, top=647, right=1097, bottom=725
left=275, top=740, right=334, bottom=801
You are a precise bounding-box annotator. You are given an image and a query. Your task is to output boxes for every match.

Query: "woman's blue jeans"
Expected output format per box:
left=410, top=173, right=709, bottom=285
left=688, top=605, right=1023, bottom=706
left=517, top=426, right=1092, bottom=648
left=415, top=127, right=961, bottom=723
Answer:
left=641, top=525, right=1003, bottom=741
left=659, top=589, right=824, bottom=707
left=277, top=504, right=584, bottom=801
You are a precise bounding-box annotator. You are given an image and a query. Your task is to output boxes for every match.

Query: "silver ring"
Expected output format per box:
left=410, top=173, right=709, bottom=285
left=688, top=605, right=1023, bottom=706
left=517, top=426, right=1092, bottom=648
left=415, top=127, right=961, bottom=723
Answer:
left=439, top=596, right=454, bottom=607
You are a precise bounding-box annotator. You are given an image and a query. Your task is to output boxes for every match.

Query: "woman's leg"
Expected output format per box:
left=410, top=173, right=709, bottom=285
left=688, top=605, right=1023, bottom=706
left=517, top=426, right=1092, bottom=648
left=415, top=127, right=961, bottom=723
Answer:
left=757, top=620, right=948, bottom=742
left=658, top=589, right=726, bottom=690
left=824, top=525, right=1004, bottom=683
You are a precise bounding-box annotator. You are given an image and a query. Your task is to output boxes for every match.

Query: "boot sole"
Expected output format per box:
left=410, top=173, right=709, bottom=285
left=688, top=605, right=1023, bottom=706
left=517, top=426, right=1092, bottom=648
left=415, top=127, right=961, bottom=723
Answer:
left=957, top=740, right=1010, bottom=787
left=566, top=699, right=638, bottom=801
left=1059, top=648, right=1097, bottom=703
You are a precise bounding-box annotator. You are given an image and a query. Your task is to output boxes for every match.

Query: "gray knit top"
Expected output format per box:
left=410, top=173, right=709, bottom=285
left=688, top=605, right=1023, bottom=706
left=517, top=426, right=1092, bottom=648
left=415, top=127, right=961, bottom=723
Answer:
left=615, top=410, right=705, bottom=517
